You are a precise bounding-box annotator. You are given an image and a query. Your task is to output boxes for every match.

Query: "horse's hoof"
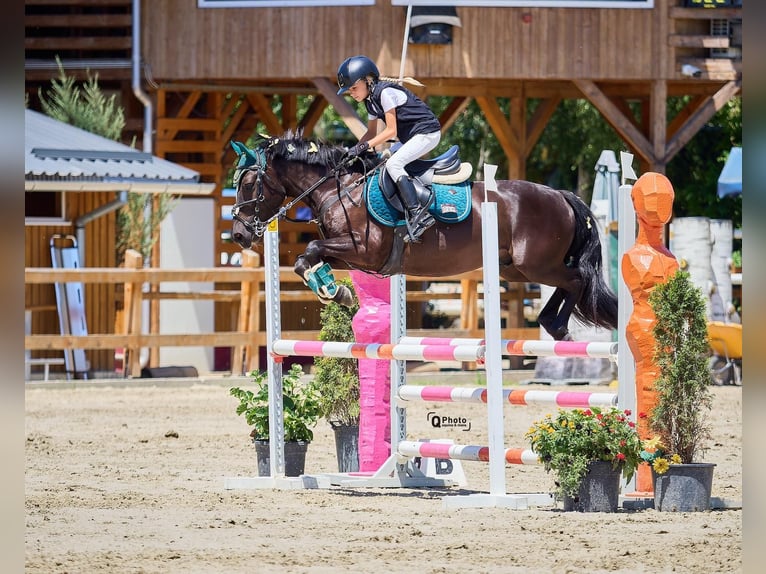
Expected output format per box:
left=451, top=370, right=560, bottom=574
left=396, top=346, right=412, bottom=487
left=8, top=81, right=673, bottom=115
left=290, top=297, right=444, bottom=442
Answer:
left=333, top=285, right=355, bottom=307
left=552, top=328, right=572, bottom=341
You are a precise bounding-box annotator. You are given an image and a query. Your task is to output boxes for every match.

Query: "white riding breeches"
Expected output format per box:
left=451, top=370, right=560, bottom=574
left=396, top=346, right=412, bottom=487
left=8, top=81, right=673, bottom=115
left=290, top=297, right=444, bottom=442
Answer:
left=385, top=131, right=441, bottom=182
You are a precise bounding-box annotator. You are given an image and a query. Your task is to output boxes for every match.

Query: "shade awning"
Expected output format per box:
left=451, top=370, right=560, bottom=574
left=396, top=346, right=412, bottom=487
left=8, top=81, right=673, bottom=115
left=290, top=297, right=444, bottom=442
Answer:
left=25, top=109, right=214, bottom=195
left=717, top=146, right=742, bottom=198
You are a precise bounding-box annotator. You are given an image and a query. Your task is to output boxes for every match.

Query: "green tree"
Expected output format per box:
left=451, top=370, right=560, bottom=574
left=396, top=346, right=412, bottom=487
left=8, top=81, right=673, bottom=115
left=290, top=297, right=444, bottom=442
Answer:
left=38, top=56, right=125, bottom=141
left=38, top=56, right=178, bottom=263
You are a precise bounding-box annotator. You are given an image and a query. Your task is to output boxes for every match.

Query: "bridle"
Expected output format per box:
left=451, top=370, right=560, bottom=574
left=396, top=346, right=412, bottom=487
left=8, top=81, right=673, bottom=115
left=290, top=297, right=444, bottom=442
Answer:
left=231, top=144, right=383, bottom=239
left=230, top=146, right=285, bottom=239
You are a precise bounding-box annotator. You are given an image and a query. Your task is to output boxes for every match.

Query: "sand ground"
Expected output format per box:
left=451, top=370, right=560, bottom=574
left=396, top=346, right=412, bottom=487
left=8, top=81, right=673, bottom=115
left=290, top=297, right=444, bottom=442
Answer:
left=25, top=376, right=741, bottom=573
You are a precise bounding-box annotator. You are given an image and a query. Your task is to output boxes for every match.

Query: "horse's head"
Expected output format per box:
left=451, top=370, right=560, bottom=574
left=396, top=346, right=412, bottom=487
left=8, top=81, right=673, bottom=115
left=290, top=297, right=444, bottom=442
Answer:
left=230, top=134, right=376, bottom=248
left=229, top=138, right=288, bottom=248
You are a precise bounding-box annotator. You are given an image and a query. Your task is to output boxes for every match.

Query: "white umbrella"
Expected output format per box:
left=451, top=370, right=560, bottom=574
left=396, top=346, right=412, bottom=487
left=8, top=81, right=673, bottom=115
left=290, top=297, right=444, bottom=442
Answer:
left=591, top=150, right=621, bottom=224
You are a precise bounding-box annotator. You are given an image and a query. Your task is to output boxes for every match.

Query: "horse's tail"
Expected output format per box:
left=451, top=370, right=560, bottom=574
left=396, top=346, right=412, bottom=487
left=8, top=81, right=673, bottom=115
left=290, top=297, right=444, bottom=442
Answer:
left=561, top=191, right=618, bottom=331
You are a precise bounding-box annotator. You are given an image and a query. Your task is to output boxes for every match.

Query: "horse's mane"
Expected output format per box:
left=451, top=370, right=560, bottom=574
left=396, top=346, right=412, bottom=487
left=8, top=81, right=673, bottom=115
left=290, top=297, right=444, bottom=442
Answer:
left=260, top=130, right=379, bottom=171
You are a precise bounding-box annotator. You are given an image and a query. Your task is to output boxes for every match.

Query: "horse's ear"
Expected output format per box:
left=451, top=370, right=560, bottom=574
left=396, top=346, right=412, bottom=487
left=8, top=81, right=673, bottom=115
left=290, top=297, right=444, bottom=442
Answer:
left=230, top=140, right=246, bottom=155
left=245, top=147, right=260, bottom=162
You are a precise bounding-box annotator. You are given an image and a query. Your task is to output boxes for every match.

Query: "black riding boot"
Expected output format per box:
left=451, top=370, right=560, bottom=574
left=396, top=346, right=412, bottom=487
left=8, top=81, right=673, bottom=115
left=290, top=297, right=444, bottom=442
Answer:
left=396, top=175, right=435, bottom=243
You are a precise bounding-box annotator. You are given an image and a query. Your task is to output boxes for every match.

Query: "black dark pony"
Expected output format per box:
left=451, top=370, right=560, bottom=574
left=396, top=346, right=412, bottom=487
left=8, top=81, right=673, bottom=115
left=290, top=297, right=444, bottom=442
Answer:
left=230, top=134, right=617, bottom=341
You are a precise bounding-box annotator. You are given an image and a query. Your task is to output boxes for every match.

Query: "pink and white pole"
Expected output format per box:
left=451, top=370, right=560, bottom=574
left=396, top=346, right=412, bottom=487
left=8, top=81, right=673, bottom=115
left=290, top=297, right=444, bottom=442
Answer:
left=399, top=336, right=617, bottom=360
left=396, top=385, right=617, bottom=408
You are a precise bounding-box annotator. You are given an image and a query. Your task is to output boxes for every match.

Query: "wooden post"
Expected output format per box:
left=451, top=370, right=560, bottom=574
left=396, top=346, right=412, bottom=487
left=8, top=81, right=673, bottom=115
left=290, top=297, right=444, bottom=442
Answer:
left=122, top=250, right=143, bottom=378
left=233, top=249, right=259, bottom=375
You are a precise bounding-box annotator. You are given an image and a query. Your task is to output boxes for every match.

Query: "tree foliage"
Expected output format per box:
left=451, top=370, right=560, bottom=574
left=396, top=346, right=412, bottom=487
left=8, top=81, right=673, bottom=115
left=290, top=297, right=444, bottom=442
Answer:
left=648, top=270, right=713, bottom=464
left=38, top=56, right=179, bottom=264
left=38, top=57, right=125, bottom=141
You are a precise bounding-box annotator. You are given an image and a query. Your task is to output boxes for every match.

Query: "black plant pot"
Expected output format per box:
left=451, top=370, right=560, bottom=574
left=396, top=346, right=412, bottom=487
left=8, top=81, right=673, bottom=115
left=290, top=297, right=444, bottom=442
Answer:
left=253, top=439, right=309, bottom=477
left=652, top=463, right=715, bottom=512
left=563, top=460, right=621, bottom=512
left=330, top=422, right=359, bottom=473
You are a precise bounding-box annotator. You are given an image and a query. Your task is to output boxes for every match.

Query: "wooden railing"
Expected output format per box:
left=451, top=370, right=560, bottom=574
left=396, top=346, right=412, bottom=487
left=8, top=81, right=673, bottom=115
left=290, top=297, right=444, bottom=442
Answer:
left=25, top=249, right=538, bottom=378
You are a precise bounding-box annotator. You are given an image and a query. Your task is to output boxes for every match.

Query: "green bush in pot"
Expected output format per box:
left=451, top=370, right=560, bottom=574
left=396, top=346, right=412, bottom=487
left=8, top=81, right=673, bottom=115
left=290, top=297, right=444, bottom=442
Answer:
left=642, top=270, right=713, bottom=467
left=640, top=270, right=716, bottom=512
left=230, top=363, right=320, bottom=443
left=312, top=277, right=360, bottom=472
left=312, top=277, right=360, bottom=427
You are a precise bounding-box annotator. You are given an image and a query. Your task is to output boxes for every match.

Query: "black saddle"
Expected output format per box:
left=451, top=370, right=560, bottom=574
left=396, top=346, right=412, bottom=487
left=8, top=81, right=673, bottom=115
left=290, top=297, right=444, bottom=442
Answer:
left=405, top=145, right=461, bottom=178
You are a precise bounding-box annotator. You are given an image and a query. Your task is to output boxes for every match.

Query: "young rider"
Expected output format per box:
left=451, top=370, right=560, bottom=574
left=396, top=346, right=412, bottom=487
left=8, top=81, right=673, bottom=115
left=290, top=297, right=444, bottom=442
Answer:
left=336, top=55, right=441, bottom=242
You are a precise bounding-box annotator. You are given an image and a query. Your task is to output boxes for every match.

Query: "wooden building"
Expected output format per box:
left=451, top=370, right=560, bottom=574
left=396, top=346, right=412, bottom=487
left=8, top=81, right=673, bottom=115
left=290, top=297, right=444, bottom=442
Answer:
left=25, top=0, right=742, bottom=373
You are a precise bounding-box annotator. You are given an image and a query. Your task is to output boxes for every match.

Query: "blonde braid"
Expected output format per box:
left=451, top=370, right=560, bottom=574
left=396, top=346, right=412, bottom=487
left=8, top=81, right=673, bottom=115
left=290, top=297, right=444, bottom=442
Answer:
left=379, top=75, right=425, bottom=88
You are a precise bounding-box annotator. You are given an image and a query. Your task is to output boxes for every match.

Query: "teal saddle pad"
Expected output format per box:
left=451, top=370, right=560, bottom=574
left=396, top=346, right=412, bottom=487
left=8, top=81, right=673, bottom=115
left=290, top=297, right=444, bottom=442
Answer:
left=365, top=170, right=472, bottom=227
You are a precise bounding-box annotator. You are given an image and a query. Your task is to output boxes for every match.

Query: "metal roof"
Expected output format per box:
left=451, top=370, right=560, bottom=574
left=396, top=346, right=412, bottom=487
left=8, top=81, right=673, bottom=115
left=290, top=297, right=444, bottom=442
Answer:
left=25, top=109, right=214, bottom=195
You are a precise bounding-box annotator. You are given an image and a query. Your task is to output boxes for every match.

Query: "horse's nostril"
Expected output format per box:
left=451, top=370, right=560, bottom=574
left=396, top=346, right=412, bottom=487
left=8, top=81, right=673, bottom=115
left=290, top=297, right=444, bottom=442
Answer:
left=233, top=232, right=244, bottom=244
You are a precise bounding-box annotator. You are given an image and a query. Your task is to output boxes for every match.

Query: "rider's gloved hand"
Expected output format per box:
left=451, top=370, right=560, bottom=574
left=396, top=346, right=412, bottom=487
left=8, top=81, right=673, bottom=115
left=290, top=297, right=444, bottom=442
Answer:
left=343, top=141, right=369, bottom=160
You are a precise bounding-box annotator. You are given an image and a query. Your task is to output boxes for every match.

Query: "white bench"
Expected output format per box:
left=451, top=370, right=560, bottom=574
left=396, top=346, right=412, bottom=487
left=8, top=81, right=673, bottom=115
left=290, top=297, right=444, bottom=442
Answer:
left=25, top=357, right=67, bottom=381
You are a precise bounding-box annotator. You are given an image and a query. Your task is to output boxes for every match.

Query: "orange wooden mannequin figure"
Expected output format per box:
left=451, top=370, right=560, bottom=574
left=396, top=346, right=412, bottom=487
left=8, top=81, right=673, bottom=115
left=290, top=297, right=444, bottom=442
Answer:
left=621, top=172, right=679, bottom=493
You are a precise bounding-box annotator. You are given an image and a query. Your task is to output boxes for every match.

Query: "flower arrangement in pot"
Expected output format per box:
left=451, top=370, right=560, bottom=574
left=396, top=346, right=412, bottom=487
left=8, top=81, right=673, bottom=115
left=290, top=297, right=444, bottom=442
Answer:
left=640, top=270, right=715, bottom=511
left=311, top=277, right=361, bottom=472
left=526, top=406, right=643, bottom=511
left=230, top=363, right=321, bottom=476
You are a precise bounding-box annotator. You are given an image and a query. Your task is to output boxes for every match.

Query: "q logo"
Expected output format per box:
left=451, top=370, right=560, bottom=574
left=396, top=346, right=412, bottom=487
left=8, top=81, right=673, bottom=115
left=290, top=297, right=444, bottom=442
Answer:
left=427, top=412, right=441, bottom=428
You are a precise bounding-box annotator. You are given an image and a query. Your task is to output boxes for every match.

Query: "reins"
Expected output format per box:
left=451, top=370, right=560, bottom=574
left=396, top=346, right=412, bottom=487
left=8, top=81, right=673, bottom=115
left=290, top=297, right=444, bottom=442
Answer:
left=232, top=149, right=386, bottom=238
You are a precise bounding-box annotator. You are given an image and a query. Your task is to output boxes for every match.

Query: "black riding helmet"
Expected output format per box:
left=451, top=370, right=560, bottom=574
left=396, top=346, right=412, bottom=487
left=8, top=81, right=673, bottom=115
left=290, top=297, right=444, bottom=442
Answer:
left=336, top=55, right=379, bottom=95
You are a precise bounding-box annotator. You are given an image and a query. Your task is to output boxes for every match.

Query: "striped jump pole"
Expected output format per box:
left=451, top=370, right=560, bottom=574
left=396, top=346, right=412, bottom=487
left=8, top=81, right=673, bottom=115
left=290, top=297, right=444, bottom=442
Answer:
left=397, top=385, right=617, bottom=408
left=271, top=340, right=484, bottom=362
left=398, top=440, right=540, bottom=466
left=399, top=336, right=618, bottom=361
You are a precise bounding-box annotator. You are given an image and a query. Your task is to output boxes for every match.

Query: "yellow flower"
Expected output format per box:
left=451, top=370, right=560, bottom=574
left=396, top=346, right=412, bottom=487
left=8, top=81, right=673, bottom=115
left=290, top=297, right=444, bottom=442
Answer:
left=568, top=422, right=576, bottom=430
left=653, top=457, right=670, bottom=475
left=670, top=453, right=682, bottom=464
left=547, top=427, right=554, bottom=434
left=643, top=436, right=664, bottom=452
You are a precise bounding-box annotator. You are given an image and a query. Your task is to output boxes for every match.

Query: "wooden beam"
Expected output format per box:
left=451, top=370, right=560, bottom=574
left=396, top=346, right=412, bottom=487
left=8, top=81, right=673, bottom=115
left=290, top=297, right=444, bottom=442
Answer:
left=525, top=96, right=560, bottom=157
left=669, top=7, right=742, bottom=19
left=509, top=96, right=525, bottom=179
left=663, top=80, right=741, bottom=164
left=669, top=35, right=730, bottom=49
left=298, top=95, right=328, bottom=137
left=475, top=96, right=520, bottom=166
left=25, top=14, right=133, bottom=27
left=282, top=94, right=298, bottom=131
left=159, top=91, right=202, bottom=140
left=25, top=37, right=131, bottom=50
left=609, top=96, right=641, bottom=132
left=246, top=93, right=283, bottom=135
left=312, top=77, right=366, bottom=139
left=220, top=96, right=250, bottom=148
left=574, top=79, right=654, bottom=165
left=667, top=95, right=706, bottom=140
left=439, top=97, right=471, bottom=133
left=651, top=80, right=667, bottom=172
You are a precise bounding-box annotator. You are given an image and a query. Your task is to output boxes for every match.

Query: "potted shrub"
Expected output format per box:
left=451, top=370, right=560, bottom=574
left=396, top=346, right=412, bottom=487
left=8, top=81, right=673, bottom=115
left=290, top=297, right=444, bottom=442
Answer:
left=312, top=277, right=361, bottom=472
left=526, top=406, right=643, bottom=512
left=230, top=363, right=320, bottom=477
left=640, top=270, right=715, bottom=512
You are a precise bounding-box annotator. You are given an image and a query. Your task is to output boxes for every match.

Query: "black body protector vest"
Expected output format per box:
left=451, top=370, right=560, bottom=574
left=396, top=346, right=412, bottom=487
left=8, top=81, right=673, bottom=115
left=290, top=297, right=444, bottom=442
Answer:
left=365, top=82, right=441, bottom=143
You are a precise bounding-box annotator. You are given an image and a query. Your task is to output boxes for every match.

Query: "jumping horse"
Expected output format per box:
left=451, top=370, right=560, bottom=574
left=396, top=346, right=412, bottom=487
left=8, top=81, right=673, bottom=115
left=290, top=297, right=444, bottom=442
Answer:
left=230, top=134, right=617, bottom=341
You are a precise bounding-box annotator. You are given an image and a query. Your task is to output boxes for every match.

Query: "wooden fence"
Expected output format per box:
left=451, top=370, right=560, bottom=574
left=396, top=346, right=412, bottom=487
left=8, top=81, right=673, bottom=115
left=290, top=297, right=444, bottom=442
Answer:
left=25, top=249, right=538, bottom=379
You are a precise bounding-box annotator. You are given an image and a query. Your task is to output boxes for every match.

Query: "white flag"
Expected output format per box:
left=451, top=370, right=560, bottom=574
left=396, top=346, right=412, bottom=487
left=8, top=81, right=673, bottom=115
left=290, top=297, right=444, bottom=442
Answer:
left=620, top=151, right=638, bottom=185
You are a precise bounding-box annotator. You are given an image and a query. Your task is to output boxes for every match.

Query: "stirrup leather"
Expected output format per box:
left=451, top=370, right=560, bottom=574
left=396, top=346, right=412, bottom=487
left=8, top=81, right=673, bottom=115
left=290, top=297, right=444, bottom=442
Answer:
left=404, top=200, right=435, bottom=243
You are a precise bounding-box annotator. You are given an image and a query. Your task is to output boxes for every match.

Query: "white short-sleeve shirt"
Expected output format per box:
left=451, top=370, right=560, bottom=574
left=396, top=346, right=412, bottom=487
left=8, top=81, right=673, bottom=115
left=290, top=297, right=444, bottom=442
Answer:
left=368, top=87, right=408, bottom=121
